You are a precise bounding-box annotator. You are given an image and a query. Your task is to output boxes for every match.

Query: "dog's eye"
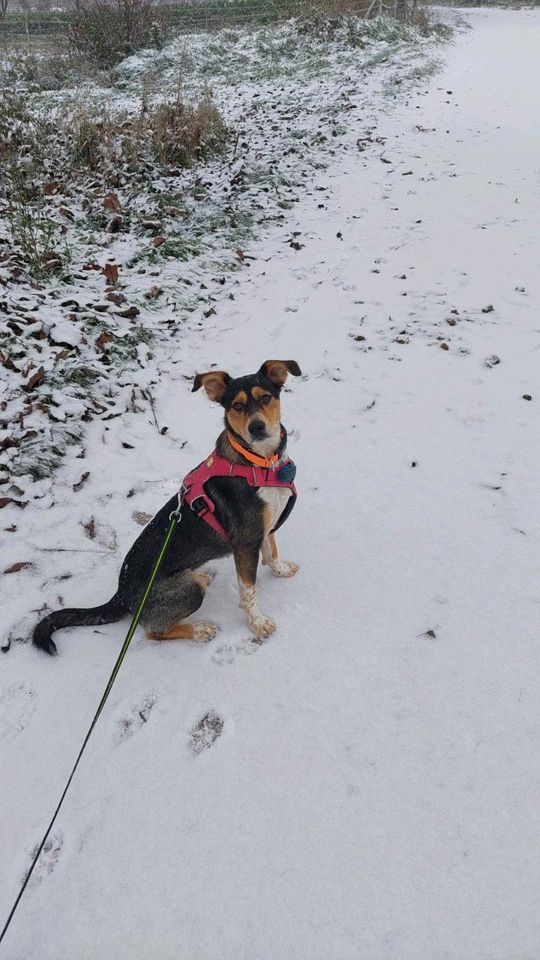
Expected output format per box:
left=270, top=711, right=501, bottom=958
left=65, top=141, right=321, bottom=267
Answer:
left=232, top=402, right=245, bottom=412
left=260, top=394, right=272, bottom=405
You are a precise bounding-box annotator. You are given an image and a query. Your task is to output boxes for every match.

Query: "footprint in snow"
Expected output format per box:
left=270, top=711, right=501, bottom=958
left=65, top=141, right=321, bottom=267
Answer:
left=211, top=636, right=265, bottom=665
left=189, top=711, right=224, bottom=755
left=116, top=694, right=157, bottom=742
left=0, top=684, right=36, bottom=740
left=27, top=832, right=63, bottom=888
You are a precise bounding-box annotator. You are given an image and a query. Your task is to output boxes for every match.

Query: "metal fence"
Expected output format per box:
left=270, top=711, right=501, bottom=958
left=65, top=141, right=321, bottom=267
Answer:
left=0, top=0, right=385, bottom=44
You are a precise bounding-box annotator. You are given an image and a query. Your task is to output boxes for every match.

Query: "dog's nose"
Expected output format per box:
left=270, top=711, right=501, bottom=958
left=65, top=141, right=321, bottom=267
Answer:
left=248, top=419, right=267, bottom=439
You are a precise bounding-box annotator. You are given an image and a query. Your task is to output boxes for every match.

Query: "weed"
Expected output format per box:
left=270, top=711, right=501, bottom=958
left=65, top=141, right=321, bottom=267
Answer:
left=9, top=204, right=66, bottom=277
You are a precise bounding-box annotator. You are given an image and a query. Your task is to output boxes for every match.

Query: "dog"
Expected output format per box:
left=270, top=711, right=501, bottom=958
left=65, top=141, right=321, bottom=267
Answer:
left=32, top=359, right=302, bottom=655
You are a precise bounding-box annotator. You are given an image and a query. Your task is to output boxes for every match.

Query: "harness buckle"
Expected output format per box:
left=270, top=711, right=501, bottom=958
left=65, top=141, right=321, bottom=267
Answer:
left=190, top=496, right=209, bottom=516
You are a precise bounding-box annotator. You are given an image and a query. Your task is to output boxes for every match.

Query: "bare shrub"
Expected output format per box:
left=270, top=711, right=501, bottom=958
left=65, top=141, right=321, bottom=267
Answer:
left=69, top=0, right=163, bottom=67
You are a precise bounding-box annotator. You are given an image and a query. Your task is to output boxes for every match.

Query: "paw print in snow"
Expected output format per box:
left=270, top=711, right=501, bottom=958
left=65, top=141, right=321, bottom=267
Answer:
left=189, top=711, right=224, bottom=755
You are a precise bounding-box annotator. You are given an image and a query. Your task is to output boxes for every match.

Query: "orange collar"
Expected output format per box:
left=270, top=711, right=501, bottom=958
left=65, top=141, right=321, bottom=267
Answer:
left=227, top=433, right=280, bottom=469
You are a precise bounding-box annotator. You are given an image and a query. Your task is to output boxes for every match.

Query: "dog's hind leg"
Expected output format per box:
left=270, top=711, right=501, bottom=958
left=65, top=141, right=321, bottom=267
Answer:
left=142, top=571, right=218, bottom=643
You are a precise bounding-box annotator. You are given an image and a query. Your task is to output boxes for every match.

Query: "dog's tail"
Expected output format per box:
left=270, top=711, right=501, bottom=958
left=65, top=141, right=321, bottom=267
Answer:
left=32, top=593, right=127, bottom=656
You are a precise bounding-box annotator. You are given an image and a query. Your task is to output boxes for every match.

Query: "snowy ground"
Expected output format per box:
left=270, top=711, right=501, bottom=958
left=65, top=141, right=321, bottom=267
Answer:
left=2, top=7, right=540, bottom=958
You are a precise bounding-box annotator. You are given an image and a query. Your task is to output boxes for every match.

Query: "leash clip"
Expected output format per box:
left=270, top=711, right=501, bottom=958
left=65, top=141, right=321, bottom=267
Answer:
left=170, top=488, right=186, bottom=523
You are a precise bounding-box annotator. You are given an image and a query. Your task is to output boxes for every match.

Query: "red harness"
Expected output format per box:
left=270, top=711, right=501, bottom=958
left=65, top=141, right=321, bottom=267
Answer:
left=180, top=448, right=297, bottom=540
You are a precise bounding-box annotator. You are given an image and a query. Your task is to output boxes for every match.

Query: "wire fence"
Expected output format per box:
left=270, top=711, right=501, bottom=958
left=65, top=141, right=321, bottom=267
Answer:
left=0, top=0, right=409, bottom=44
left=3, top=0, right=532, bottom=46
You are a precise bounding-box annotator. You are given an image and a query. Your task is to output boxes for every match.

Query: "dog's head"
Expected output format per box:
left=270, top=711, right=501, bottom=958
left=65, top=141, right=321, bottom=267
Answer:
left=193, top=360, right=301, bottom=455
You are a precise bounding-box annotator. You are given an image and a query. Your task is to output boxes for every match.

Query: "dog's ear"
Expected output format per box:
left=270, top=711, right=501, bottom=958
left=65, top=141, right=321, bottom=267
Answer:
left=192, top=370, right=231, bottom=403
left=259, top=360, right=302, bottom=389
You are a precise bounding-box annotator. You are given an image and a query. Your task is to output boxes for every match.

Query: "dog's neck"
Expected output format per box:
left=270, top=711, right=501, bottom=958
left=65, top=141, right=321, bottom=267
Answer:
left=217, top=426, right=288, bottom=465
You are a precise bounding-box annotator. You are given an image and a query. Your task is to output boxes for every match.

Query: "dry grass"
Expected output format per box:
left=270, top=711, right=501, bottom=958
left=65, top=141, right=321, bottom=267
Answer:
left=150, top=96, right=227, bottom=166
left=68, top=95, right=227, bottom=173
left=0, top=93, right=227, bottom=194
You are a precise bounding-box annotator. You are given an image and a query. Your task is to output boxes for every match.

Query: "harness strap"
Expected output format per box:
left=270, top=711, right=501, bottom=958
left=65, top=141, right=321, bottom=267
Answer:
left=180, top=448, right=297, bottom=540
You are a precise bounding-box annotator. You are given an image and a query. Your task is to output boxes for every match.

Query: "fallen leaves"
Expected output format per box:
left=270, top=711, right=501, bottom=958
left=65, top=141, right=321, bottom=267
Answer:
left=103, top=192, right=122, bottom=213
left=106, top=290, right=126, bottom=306
left=95, top=331, right=114, bottom=352
left=23, top=366, right=45, bottom=392
left=3, top=561, right=34, bottom=574
left=102, top=263, right=119, bottom=285
left=115, top=305, right=139, bottom=319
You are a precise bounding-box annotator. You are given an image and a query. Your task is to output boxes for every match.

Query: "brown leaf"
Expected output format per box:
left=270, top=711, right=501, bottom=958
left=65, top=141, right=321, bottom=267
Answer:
left=3, top=561, right=34, bottom=574
left=106, top=291, right=126, bottom=306
left=152, top=236, right=165, bottom=247
left=0, top=497, right=28, bottom=509
left=0, top=350, right=16, bottom=371
left=43, top=181, right=62, bottom=195
left=23, top=366, right=45, bottom=392
left=54, top=349, right=72, bottom=363
left=103, top=192, right=122, bottom=213
left=235, top=247, right=245, bottom=261
left=141, top=219, right=163, bottom=231
left=58, top=206, right=75, bottom=222
left=108, top=215, right=123, bottom=233
left=115, top=306, right=139, bottom=319
left=103, top=263, right=119, bottom=285
left=95, top=331, right=114, bottom=352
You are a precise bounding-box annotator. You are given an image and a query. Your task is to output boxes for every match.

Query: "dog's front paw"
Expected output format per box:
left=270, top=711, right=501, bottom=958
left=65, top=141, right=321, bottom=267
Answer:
left=192, top=622, right=219, bottom=642
left=269, top=560, right=299, bottom=578
left=247, top=614, right=276, bottom=638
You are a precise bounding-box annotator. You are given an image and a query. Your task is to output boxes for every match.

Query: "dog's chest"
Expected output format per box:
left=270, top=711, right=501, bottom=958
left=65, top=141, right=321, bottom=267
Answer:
left=257, top=486, right=292, bottom=535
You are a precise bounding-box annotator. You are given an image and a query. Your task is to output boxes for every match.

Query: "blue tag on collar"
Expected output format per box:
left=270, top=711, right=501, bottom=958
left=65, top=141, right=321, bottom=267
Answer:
left=276, top=462, right=296, bottom=483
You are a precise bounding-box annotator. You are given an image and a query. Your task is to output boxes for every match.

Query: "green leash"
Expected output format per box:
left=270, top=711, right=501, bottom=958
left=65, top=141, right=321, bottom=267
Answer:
left=0, top=511, right=179, bottom=948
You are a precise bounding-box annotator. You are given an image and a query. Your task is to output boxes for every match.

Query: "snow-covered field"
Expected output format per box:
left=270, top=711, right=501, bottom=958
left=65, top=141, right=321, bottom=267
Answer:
left=2, top=7, right=540, bottom=958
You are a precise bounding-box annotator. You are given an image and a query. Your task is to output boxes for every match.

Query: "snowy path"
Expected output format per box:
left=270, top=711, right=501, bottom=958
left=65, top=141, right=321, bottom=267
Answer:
left=2, top=9, right=540, bottom=958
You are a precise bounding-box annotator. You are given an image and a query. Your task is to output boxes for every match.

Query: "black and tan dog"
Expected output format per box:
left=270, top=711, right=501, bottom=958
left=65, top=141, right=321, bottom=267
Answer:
left=33, top=360, right=301, bottom=655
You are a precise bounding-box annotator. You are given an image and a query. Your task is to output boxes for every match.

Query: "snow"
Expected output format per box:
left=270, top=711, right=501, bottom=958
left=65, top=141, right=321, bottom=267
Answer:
left=2, top=8, right=540, bottom=958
